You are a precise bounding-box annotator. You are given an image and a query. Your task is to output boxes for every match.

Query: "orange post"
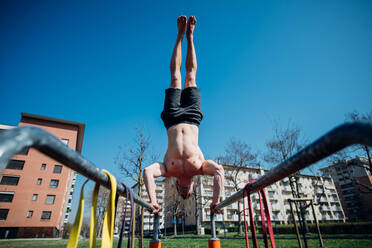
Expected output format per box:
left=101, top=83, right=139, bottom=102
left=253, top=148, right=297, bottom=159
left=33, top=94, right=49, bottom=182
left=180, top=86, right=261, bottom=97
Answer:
left=208, top=239, right=220, bottom=248
left=149, top=240, right=161, bottom=248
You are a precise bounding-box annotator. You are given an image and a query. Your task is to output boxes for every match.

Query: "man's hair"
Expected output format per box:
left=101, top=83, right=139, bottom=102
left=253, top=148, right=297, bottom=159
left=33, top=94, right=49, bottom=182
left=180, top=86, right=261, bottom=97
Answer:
left=176, top=180, right=193, bottom=199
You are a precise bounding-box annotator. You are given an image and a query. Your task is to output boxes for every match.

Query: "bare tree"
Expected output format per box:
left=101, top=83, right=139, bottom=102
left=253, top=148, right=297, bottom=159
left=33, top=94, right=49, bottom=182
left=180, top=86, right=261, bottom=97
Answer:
left=327, top=111, right=372, bottom=170
left=62, top=222, right=73, bottom=239
left=192, top=176, right=211, bottom=235
left=345, top=110, right=372, bottom=173
left=264, top=121, right=314, bottom=246
left=326, top=111, right=372, bottom=195
left=163, top=186, right=183, bottom=236
left=115, top=126, right=157, bottom=248
left=81, top=216, right=91, bottom=238
left=85, top=186, right=110, bottom=238
left=218, top=138, right=257, bottom=236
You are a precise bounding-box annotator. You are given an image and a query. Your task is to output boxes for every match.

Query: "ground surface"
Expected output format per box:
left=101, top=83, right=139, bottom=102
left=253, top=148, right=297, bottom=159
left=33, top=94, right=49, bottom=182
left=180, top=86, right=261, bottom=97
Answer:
left=0, top=234, right=371, bottom=247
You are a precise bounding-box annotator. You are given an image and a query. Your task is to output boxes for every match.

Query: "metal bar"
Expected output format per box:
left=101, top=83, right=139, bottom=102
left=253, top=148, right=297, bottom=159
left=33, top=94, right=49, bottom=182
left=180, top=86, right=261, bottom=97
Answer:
left=215, top=121, right=372, bottom=210
left=152, top=213, right=159, bottom=241
left=211, top=213, right=217, bottom=239
left=0, top=126, right=154, bottom=211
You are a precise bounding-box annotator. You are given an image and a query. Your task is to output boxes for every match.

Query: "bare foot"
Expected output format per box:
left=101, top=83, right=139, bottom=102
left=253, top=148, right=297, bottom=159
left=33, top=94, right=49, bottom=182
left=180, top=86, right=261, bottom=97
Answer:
left=177, top=16, right=187, bottom=39
left=186, top=16, right=196, bottom=38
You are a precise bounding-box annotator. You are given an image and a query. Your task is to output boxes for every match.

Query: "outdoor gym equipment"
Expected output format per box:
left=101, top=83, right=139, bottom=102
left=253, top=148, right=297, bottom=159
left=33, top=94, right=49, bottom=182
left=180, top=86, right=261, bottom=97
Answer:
left=0, top=122, right=371, bottom=248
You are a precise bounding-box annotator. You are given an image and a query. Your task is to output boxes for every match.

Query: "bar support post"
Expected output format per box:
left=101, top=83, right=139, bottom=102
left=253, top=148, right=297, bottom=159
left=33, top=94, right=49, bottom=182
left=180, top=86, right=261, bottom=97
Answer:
left=149, top=213, right=161, bottom=248
left=208, top=213, right=220, bottom=248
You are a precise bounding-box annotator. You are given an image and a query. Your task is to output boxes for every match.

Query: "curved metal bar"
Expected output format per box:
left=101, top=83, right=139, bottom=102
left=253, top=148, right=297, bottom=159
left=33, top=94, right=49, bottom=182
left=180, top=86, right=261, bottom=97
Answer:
left=215, top=121, right=372, bottom=210
left=0, top=126, right=154, bottom=211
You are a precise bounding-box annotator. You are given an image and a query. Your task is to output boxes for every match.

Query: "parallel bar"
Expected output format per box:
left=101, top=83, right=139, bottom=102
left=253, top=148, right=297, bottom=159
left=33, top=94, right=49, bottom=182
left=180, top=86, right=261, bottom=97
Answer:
left=210, top=214, right=216, bottom=239
left=215, top=121, right=372, bottom=210
left=152, top=213, right=159, bottom=241
left=0, top=126, right=154, bottom=211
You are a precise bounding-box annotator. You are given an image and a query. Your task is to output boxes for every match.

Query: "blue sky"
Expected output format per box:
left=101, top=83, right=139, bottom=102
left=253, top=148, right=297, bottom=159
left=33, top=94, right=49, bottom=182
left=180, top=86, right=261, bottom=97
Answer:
left=1, top=1, right=371, bottom=221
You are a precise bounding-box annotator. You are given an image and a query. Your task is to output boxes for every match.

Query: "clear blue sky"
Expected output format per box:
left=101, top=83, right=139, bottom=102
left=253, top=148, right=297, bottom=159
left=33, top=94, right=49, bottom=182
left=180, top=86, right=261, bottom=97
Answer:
left=1, top=1, right=371, bottom=221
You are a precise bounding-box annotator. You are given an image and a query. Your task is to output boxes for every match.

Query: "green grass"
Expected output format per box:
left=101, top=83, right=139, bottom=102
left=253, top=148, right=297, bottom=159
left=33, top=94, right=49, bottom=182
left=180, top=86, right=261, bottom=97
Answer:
left=0, top=234, right=371, bottom=248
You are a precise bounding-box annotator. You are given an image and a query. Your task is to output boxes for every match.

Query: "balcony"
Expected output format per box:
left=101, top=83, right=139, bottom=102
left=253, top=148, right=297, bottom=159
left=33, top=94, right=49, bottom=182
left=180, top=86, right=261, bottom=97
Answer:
left=316, top=189, right=324, bottom=194
left=267, top=184, right=277, bottom=191
left=268, top=193, right=277, bottom=199
left=282, top=186, right=292, bottom=192
left=299, top=188, right=308, bottom=194
left=323, top=215, right=332, bottom=221
left=271, top=204, right=281, bottom=212
left=251, top=193, right=259, bottom=200
left=316, top=181, right=323, bottom=186
left=253, top=203, right=261, bottom=210
left=225, top=180, right=235, bottom=187
left=203, top=191, right=213, bottom=197
left=320, top=206, right=330, bottom=211
left=319, top=197, right=327, bottom=203
left=332, top=206, right=343, bottom=211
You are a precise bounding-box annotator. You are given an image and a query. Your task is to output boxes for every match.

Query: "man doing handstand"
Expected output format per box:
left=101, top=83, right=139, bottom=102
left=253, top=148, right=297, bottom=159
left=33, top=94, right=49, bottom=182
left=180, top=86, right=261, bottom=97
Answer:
left=143, top=16, right=225, bottom=214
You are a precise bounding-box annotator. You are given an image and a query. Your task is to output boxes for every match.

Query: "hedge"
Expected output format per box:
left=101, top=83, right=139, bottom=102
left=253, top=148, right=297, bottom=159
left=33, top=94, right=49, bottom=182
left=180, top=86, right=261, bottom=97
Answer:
left=224, top=222, right=372, bottom=234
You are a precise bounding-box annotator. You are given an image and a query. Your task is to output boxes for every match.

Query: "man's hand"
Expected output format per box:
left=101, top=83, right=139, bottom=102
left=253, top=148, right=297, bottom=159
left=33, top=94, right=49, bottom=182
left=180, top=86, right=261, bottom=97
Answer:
left=150, top=202, right=159, bottom=214
left=210, top=202, right=222, bottom=214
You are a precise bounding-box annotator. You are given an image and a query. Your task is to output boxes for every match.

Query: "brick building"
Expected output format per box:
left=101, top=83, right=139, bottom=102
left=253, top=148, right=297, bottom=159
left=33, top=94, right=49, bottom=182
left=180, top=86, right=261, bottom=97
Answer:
left=0, top=113, right=85, bottom=238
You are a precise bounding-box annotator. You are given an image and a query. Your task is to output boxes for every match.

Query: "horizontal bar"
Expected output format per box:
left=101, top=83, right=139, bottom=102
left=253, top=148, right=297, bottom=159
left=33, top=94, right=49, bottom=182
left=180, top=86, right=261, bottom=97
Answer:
left=0, top=126, right=154, bottom=211
left=215, top=121, right=372, bottom=210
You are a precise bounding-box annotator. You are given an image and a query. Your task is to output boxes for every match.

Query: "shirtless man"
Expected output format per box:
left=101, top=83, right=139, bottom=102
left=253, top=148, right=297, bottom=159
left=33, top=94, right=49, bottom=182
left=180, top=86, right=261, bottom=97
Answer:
left=143, top=16, right=224, bottom=214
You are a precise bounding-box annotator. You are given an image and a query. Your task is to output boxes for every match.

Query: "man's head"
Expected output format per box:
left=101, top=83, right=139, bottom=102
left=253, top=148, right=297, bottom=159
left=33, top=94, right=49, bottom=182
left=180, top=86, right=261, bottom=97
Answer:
left=176, top=179, right=194, bottom=199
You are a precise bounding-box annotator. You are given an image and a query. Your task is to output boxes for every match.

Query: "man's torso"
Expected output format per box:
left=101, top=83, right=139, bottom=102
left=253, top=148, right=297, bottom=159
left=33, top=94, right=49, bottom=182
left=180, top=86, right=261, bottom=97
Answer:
left=163, top=123, right=204, bottom=178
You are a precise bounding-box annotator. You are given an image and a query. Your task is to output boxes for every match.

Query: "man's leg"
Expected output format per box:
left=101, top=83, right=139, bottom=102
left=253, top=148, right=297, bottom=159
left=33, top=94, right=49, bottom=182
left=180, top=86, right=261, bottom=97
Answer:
left=170, top=16, right=186, bottom=89
left=185, top=16, right=197, bottom=88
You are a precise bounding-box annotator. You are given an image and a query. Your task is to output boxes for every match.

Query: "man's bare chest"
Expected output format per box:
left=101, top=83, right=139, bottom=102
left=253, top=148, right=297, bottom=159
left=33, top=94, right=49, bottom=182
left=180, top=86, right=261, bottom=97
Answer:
left=164, top=157, right=203, bottom=177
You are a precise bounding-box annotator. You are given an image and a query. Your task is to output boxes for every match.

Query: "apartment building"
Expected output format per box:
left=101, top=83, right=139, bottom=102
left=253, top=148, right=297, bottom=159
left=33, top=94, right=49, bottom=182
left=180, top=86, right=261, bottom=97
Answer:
left=157, top=165, right=345, bottom=230
left=320, top=157, right=372, bottom=221
left=125, top=165, right=345, bottom=232
left=0, top=113, right=85, bottom=238
left=196, top=165, right=345, bottom=226
left=132, top=180, right=166, bottom=232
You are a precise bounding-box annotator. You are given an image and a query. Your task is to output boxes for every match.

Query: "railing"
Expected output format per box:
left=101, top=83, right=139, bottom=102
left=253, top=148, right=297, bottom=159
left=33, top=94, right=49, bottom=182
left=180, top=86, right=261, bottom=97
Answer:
left=214, top=122, right=372, bottom=211
left=0, top=126, right=154, bottom=211
left=208, top=122, right=372, bottom=247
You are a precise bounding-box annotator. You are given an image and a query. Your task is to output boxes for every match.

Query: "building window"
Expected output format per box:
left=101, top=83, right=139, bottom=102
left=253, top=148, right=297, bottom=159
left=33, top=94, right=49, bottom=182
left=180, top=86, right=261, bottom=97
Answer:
left=68, top=199, right=72, bottom=203
left=41, top=211, right=52, bottom=220
left=27, top=210, right=33, bottom=218
left=5, top=160, right=25, bottom=170
left=37, top=178, right=42, bottom=185
left=0, top=209, right=9, bottom=220
left=45, top=195, right=56, bottom=205
left=41, top=164, right=46, bottom=170
left=32, top=194, right=38, bottom=201
left=0, top=175, right=20, bottom=186
left=0, top=192, right=14, bottom=203
left=61, top=139, right=69, bottom=145
left=53, top=165, right=62, bottom=174
left=49, top=179, right=59, bottom=188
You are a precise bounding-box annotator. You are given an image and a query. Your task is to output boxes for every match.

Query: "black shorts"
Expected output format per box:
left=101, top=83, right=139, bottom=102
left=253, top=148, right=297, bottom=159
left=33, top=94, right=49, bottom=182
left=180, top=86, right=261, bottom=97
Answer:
left=161, top=87, right=204, bottom=129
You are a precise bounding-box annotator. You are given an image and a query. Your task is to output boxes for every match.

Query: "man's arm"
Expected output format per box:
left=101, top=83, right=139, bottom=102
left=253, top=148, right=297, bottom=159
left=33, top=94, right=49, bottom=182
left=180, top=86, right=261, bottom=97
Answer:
left=143, top=162, right=168, bottom=213
left=201, top=160, right=225, bottom=213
